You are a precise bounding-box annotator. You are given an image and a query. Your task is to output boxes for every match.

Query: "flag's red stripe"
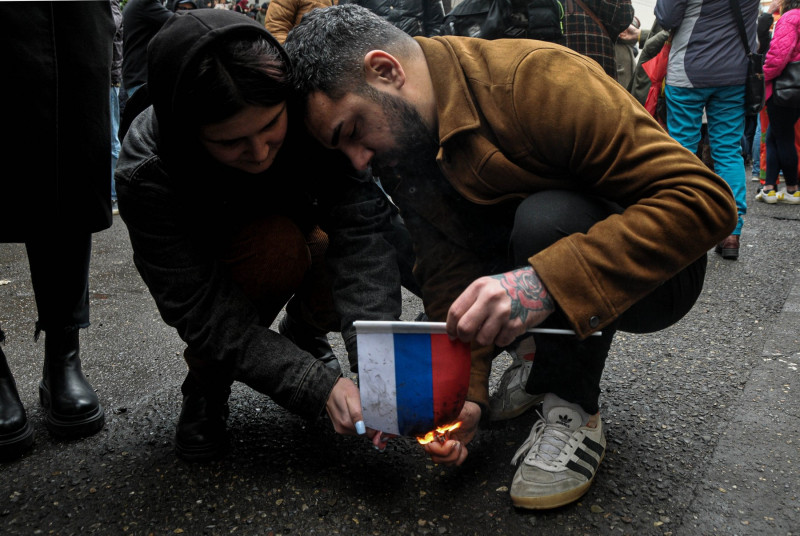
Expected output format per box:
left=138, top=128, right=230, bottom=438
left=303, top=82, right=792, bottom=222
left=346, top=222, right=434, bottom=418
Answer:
left=430, top=334, right=471, bottom=427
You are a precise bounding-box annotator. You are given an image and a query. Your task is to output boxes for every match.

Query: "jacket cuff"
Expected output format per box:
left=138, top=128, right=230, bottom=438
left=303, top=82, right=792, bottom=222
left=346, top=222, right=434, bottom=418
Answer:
left=344, top=332, right=358, bottom=373
left=233, top=351, right=341, bottom=420
left=287, top=360, right=343, bottom=419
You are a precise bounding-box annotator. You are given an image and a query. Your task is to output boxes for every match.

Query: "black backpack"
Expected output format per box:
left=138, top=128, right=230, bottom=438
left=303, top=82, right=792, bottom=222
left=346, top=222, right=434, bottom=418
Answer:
left=441, top=0, right=564, bottom=43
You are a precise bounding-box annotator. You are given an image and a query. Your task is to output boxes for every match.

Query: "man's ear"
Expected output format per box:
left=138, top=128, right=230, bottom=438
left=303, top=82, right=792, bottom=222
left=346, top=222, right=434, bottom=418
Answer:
left=364, top=50, right=405, bottom=90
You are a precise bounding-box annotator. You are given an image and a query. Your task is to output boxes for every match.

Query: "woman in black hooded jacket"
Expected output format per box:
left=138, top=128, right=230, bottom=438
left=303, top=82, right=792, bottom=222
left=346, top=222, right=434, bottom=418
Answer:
left=115, top=10, right=401, bottom=461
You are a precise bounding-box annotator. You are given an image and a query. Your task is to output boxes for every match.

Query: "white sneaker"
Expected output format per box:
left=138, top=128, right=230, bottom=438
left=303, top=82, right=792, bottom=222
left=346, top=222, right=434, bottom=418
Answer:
left=778, top=189, right=800, bottom=204
left=489, top=337, right=543, bottom=421
left=755, top=188, right=778, bottom=204
left=509, top=393, right=606, bottom=510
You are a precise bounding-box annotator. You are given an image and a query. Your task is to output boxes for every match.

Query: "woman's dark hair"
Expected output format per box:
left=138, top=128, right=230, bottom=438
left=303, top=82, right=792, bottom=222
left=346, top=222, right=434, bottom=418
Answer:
left=782, top=0, right=800, bottom=14
left=184, top=35, right=291, bottom=126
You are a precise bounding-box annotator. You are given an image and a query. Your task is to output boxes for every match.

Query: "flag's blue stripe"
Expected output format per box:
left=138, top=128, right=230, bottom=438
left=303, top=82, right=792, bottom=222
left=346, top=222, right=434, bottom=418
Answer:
left=394, top=333, right=434, bottom=436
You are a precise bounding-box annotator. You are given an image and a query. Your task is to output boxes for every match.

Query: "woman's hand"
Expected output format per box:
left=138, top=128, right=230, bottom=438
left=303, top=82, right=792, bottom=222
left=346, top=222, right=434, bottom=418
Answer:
left=326, top=377, right=367, bottom=435
left=420, top=401, right=481, bottom=466
left=326, top=377, right=391, bottom=447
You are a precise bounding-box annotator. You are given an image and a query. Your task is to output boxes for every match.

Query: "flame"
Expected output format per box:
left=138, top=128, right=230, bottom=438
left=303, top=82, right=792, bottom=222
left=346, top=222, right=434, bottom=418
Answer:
left=416, top=421, right=462, bottom=445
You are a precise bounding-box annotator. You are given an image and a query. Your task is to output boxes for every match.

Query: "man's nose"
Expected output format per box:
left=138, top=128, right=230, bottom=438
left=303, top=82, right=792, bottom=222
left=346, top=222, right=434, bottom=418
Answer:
left=344, top=145, right=374, bottom=172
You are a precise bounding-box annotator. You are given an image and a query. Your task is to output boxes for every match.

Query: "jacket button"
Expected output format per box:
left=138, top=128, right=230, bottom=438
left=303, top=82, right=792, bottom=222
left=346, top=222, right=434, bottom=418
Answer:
left=589, top=316, right=600, bottom=328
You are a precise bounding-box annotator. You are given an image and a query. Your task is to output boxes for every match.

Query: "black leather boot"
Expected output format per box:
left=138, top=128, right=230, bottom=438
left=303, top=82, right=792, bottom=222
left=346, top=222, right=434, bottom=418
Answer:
left=0, top=346, right=34, bottom=461
left=39, top=329, right=105, bottom=438
left=175, top=372, right=230, bottom=462
left=278, top=313, right=340, bottom=371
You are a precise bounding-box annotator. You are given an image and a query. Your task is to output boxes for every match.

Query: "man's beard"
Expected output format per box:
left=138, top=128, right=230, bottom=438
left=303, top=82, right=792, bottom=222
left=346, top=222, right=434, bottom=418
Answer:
left=363, top=87, right=439, bottom=172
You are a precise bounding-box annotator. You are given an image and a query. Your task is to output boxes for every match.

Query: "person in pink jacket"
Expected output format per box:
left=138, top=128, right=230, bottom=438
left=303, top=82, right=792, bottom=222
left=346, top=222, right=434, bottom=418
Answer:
left=759, top=0, right=800, bottom=204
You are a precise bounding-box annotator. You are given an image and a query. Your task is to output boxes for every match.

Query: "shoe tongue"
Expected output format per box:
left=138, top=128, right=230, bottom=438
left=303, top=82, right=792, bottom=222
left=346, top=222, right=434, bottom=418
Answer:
left=542, top=393, right=589, bottom=430
left=545, top=405, right=584, bottom=431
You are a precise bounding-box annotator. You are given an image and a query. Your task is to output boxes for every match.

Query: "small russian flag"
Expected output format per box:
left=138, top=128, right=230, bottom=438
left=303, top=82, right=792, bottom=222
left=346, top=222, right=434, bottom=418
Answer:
left=354, top=321, right=471, bottom=437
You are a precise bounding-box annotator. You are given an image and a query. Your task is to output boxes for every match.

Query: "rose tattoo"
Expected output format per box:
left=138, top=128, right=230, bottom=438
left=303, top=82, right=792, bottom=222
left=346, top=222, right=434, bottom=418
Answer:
left=492, top=267, right=554, bottom=323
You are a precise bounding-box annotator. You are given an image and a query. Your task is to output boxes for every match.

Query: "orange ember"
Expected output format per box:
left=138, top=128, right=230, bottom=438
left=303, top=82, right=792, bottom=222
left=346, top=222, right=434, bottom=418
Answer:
left=416, top=422, right=462, bottom=445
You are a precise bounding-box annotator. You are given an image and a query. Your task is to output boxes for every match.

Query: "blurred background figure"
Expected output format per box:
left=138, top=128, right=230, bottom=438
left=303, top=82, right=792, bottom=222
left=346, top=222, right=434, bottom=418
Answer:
left=563, top=0, right=635, bottom=80
left=341, top=0, right=445, bottom=37
left=256, top=1, right=269, bottom=23
left=656, top=0, right=759, bottom=261
left=615, top=15, right=645, bottom=91
left=120, top=0, right=173, bottom=114
left=173, top=0, right=199, bottom=10
left=440, top=0, right=634, bottom=81
left=266, top=0, right=335, bottom=43
left=111, top=0, right=124, bottom=216
left=759, top=0, right=800, bottom=204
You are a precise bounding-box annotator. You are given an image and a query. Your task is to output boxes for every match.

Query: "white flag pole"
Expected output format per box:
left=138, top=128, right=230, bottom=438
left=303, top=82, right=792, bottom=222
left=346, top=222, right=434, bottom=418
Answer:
left=527, top=328, right=602, bottom=337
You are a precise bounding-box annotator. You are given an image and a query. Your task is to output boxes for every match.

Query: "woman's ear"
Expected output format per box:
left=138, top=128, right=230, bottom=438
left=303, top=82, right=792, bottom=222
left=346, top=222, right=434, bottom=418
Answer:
left=364, top=50, right=406, bottom=90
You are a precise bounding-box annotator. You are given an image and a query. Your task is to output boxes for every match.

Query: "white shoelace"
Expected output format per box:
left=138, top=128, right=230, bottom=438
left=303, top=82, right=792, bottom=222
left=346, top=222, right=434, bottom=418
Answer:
left=511, top=412, right=573, bottom=469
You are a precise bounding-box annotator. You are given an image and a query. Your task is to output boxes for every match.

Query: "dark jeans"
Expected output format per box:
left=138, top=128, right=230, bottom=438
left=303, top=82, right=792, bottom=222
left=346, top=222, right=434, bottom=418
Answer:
left=25, top=233, right=92, bottom=338
left=765, top=97, right=800, bottom=188
left=510, top=191, right=707, bottom=414
left=742, top=114, right=758, bottom=162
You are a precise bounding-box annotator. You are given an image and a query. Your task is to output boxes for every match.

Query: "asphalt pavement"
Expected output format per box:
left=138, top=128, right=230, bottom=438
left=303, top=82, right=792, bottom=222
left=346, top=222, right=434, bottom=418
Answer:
left=1, top=175, right=798, bottom=536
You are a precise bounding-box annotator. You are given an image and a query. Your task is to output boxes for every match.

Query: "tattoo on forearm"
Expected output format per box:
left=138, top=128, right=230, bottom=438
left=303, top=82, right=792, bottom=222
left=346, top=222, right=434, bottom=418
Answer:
left=492, top=267, right=554, bottom=323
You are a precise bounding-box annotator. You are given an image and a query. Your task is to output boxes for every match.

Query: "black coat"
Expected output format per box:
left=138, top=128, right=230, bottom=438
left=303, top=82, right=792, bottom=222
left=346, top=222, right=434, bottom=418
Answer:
left=343, top=0, right=445, bottom=36
left=0, top=1, right=114, bottom=241
left=121, top=0, right=173, bottom=97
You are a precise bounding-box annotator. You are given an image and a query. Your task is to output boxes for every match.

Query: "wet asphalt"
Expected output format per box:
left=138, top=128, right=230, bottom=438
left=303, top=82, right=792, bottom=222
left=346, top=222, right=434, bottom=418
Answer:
left=1, top=175, right=799, bottom=536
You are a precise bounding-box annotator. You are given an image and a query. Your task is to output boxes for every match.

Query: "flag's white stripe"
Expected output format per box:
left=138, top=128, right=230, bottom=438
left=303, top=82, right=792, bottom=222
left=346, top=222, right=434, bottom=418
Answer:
left=357, top=331, right=400, bottom=435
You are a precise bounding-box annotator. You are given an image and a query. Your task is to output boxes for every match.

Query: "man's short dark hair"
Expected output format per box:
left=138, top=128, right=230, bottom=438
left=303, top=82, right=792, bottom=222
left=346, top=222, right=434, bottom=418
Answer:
left=284, top=4, right=415, bottom=101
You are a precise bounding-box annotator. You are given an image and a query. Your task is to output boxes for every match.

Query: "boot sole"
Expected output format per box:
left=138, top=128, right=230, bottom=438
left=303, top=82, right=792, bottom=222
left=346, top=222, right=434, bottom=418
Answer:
left=175, top=435, right=229, bottom=462
left=0, top=421, right=35, bottom=462
left=715, top=247, right=739, bottom=260
left=39, top=382, right=105, bottom=439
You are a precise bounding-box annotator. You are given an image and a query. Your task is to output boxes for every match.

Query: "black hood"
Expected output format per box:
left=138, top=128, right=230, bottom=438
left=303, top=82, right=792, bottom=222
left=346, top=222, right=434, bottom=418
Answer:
left=147, top=9, right=289, bottom=153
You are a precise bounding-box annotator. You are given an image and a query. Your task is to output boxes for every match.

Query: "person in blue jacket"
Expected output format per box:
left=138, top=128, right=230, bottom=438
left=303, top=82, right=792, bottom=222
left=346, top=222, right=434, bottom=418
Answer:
left=656, top=0, right=760, bottom=260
